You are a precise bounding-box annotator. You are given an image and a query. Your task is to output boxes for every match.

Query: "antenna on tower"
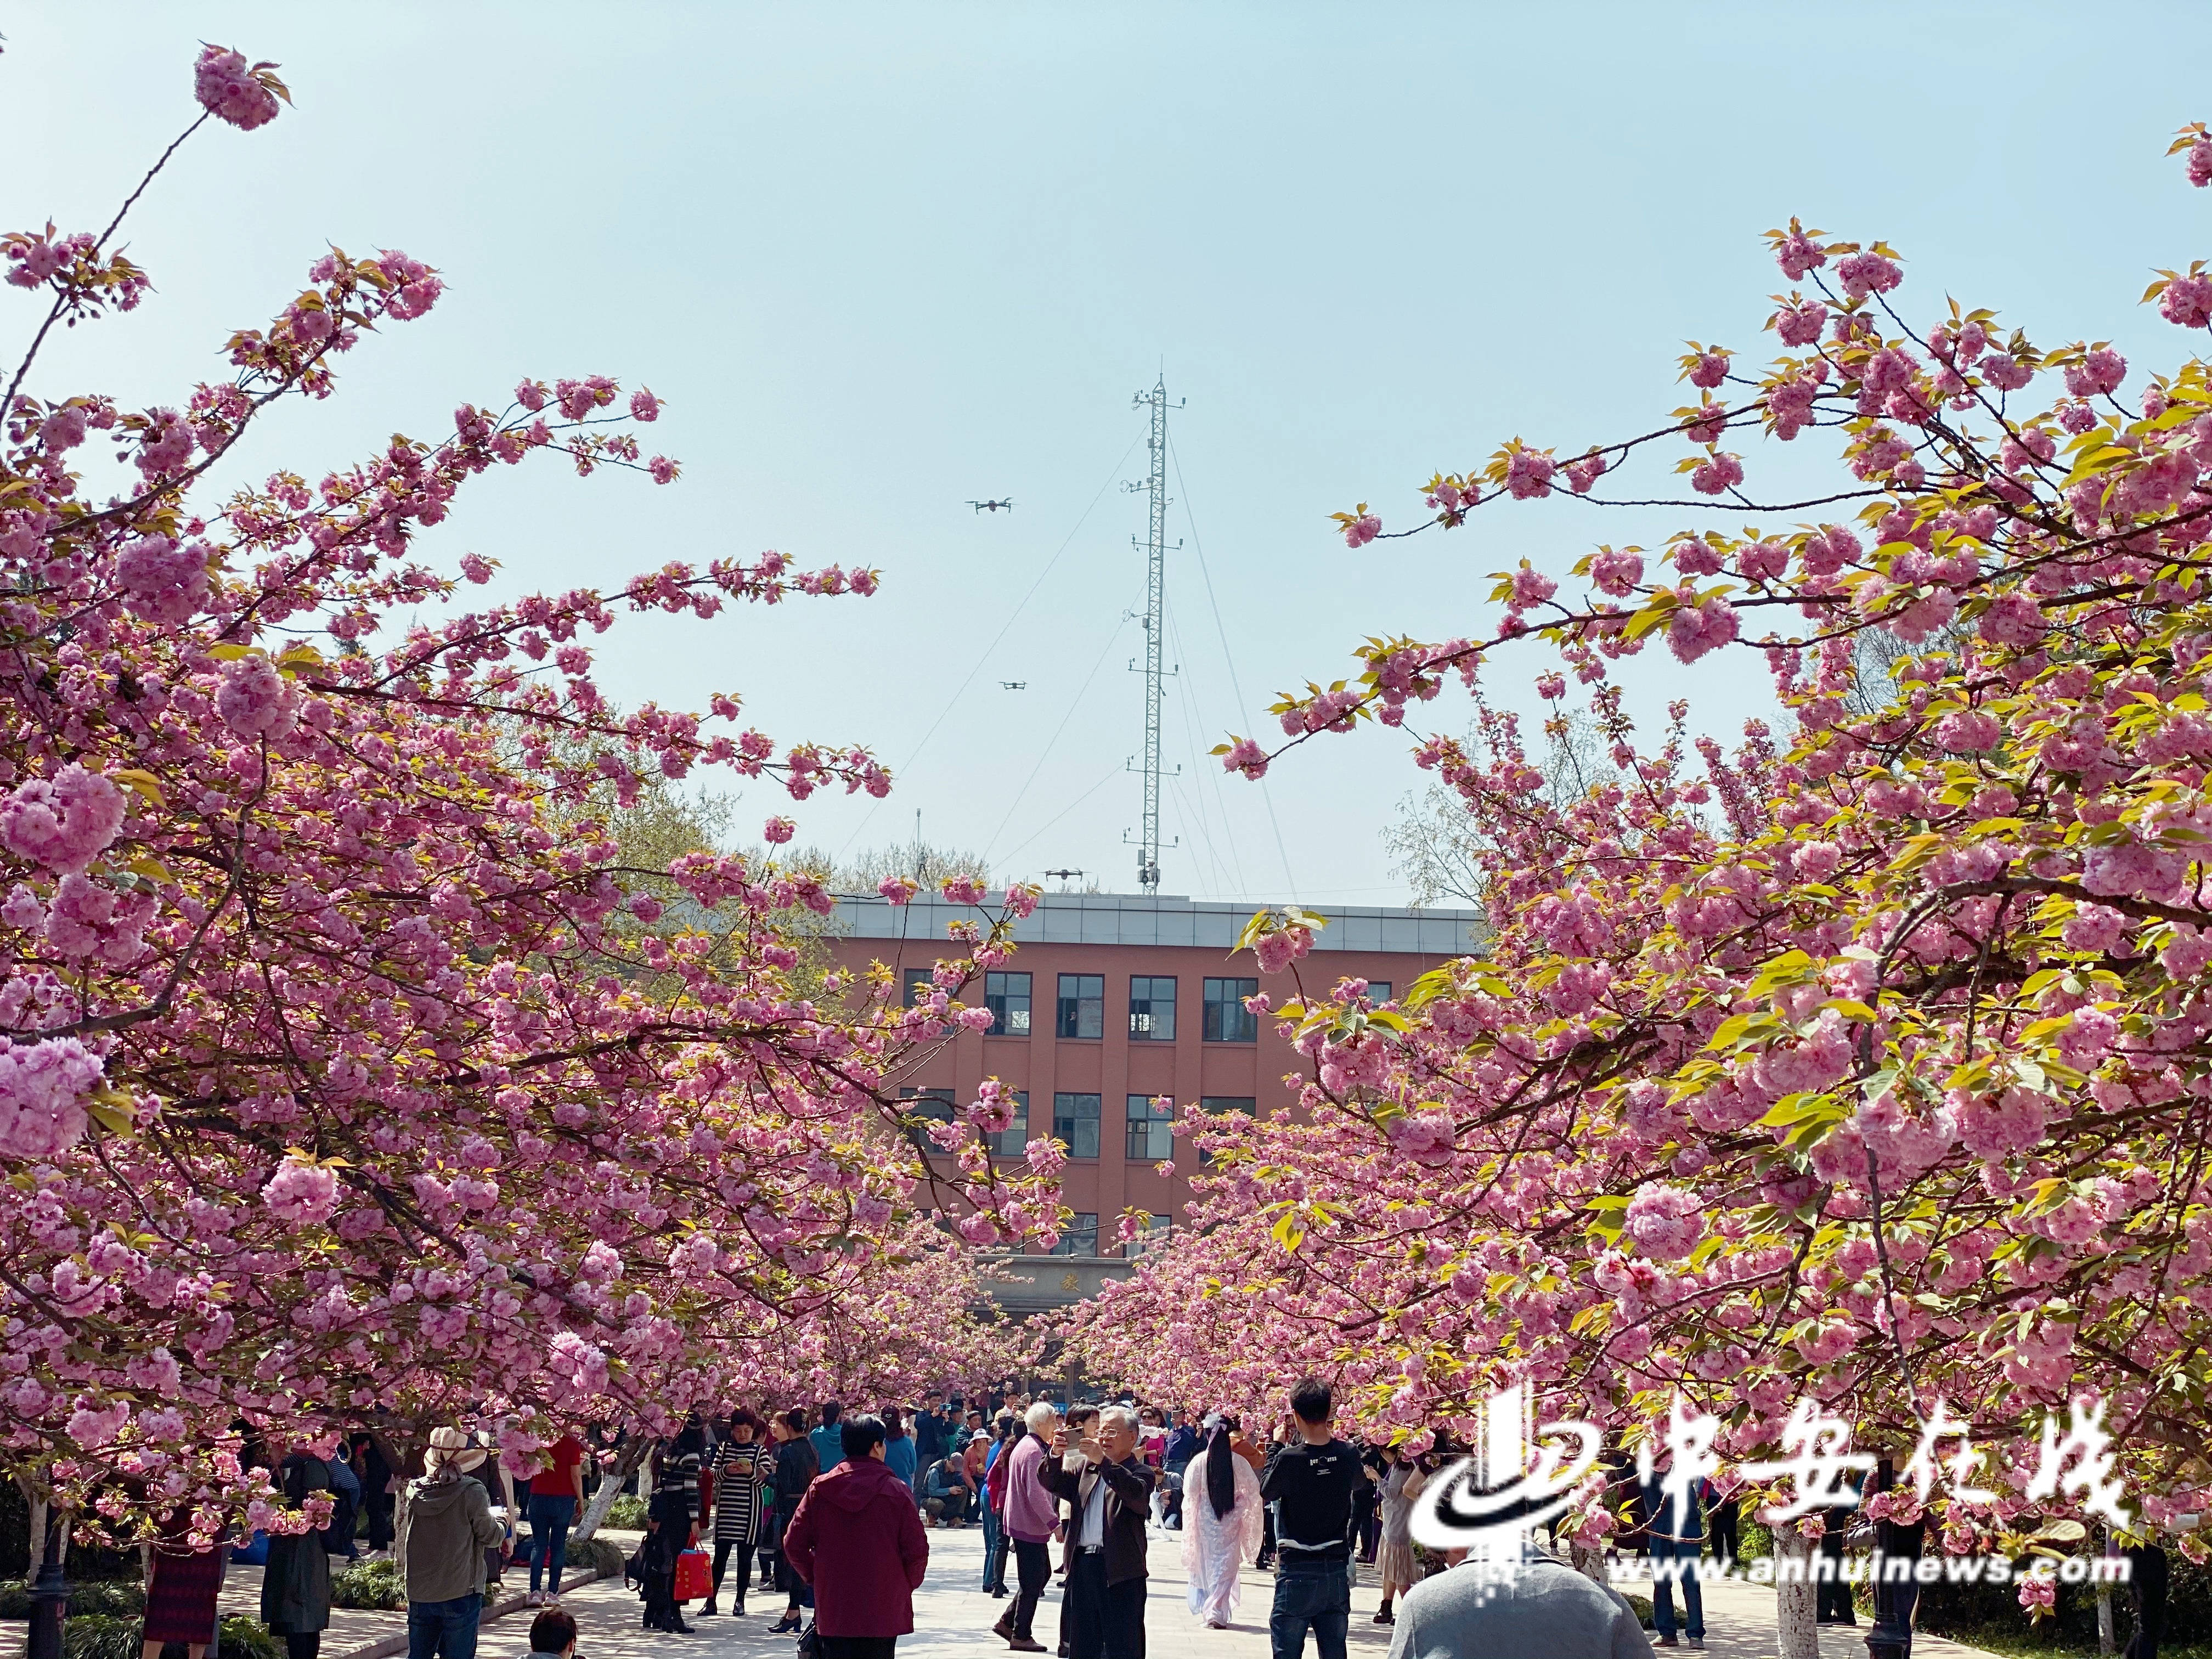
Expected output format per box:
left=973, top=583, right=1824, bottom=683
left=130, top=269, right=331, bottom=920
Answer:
left=1125, top=375, right=1183, bottom=894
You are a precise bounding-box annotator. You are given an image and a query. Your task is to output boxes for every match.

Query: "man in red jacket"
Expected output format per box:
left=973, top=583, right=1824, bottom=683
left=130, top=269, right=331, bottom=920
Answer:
left=783, top=1414, right=930, bottom=1659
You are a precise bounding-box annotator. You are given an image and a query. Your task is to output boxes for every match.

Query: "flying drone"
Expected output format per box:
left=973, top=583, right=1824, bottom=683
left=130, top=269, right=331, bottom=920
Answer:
left=968, top=498, right=1014, bottom=514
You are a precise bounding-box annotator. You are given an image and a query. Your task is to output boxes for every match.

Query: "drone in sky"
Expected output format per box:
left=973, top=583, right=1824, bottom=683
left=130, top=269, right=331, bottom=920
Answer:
left=1001, top=681, right=1028, bottom=691
left=968, top=498, right=1014, bottom=514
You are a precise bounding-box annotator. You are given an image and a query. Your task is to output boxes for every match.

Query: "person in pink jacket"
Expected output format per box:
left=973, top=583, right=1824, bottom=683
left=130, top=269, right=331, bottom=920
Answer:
left=782, top=1415, right=929, bottom=1659
left=990, top=1403, right=1062, bottom=1653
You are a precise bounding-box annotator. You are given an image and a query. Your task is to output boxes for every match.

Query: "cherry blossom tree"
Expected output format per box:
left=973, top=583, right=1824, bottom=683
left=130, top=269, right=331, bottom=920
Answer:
left=1074, top=123, right=2212, bottom=1587
left=0, top=43, right=1051, bottom=1538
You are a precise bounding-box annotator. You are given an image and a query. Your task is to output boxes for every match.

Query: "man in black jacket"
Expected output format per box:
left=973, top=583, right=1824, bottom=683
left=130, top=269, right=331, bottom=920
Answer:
left=1259, top=1379, right=1359, bottom=1659
left=1037, top=1406, right=1156, bottom=1659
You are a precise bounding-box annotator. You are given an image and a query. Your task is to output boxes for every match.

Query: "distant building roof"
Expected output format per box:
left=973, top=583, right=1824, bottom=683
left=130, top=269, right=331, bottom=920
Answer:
left=828, top=890, right=1485, bottom=955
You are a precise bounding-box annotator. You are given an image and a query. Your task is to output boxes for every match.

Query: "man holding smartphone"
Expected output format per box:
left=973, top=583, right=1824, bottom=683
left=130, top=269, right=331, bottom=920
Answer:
left=1036, top=1406, right=1156, bottom=1659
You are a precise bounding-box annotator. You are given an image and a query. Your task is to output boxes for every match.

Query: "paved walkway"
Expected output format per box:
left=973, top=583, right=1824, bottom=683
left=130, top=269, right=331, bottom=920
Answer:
left=1607, top=1560, right=1999, bottom=1659
left=540, top=1526, right=2005, bottom=1659
left=3, top=1525, right=2009, bottom=1659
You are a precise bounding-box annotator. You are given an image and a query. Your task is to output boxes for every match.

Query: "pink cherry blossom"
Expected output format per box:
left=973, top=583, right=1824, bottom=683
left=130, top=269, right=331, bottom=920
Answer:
left=0, top=1037, right=101, bottom=1161
left=0, top=766, right=128, bottom=875
left=1836, top=251, right=1903, bottom=298
left=261, top=1160, right=341, bottom=1227
left=114, top=534, right=211, bottom=624
left=193, top=47, right=283, bottom=132
left=1665, top=594, right=1739, bottom=663
left=2064, top=347, right=2128, bottom=398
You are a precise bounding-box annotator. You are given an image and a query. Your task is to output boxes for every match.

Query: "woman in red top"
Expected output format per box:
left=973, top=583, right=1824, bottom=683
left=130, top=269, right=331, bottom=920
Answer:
left=526, top=1430, right=588, bottom=1604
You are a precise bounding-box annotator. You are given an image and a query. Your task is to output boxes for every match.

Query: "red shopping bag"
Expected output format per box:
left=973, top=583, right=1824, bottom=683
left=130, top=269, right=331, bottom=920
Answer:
left=673, top=1547, right=711, bottom=1602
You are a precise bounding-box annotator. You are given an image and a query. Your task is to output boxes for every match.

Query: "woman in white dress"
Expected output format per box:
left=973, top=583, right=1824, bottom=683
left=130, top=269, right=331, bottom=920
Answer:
left=1374, top=1444, right=1417, bottom=1625
left=1181, top=1415, right=1263, bottom=1629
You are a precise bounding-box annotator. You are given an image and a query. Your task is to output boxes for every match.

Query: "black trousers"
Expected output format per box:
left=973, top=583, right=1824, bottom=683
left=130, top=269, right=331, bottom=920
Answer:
left=1816, top=1531, right=1855, bottom=1624
left=819, top=1640, right=896, bottom=1659
left=284, top=1636, right=321, bottom=1659
left=643, top=1566, right=680, bottom=1629
left=365, top=1491, right=396, bottom=1554
left=1706, top=1511, right=1739, bottom=1565
left=710, top=1537, right=753, bottom=1604
left=2125, top=1544, right=2169, bottom=1659
left=1065, top=1553, right=1144, bottom=1659
left=1011, top=1538, right=1051, bottom=1640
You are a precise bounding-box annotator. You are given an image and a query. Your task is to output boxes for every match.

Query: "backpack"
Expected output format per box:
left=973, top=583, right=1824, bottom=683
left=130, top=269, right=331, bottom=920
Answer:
left=321, top=1456, right=361, bottom=1555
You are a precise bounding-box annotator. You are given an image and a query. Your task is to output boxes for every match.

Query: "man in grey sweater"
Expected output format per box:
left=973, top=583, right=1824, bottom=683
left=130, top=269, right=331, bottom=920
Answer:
left=1384, top=1549, right=1651, bottom=1659
left=397, top=1428, right=508, bottom=1659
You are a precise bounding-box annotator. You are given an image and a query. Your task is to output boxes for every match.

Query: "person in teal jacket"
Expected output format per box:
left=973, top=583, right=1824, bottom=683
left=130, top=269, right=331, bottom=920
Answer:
left=808, top=1402, right=846, bottom=1475
left=882, top=1407, right=918, bottom=1491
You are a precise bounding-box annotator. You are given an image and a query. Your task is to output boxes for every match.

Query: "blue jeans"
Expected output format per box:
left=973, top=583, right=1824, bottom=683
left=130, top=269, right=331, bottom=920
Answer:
left=527, top=1493, right=575, bottom=1594
left=407, top=1595, right=482, bottom=1659
left=1651, top=1537, right=1706, bottom=1641
left=1269, top=1564, right=1350, bottom=1659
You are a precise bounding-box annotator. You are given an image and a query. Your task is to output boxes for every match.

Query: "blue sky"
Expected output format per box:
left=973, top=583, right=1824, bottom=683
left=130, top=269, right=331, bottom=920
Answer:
left=11, top=3, right=2212, bottom=905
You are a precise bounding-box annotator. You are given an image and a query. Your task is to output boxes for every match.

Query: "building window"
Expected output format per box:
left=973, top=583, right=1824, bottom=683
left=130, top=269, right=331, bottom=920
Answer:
left=1126, top=1213, right=1171, bottom=1257
left=1052, top=1092, right=1101, bottom=1159
left=1056, top=974, right=1104, bottom=1040
left=1128, top=975, right=1177, bottom=1042
left=986, top=1091, right=1030, bottom=1157
left=1368, top=981, right=1392, bottom=1004
left=902, top=967, right=935, bottom=1006
left=1050, top=1213, right=1099, bottom=1257
left=1125, top=1094, right=1175, bottom=1161
left=1203, top=978, right=1259, bottom=1043
left=1197, top=1096, right=1254, bottom=1167
left=899, top=1087, right=956, bottom=1154
left=985, top=972, right=1032, bottom=1037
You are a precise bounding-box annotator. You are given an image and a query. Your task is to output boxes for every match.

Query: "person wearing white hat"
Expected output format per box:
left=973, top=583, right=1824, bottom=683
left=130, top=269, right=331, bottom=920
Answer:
left=397, top=1427, right=507, bottom=1659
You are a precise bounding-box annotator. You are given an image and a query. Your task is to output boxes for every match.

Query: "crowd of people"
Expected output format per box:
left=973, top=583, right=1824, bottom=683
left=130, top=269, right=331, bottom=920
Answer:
left=548, top=1375, right=1662, bottom=1659
left=129, top=1380, right=1739, bottom=1659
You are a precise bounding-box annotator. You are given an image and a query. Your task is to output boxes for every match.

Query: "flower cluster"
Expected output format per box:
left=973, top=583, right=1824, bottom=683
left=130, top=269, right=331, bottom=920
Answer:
left=1101, top=124, right=2212, bottom=1564
left=0, top=41, right=1052, bottom=1527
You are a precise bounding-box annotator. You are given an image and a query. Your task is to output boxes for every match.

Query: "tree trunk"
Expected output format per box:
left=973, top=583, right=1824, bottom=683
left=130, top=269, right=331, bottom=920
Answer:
left=25, top=1498, right=66, bottom=1572
left=571, top=1440, right=653, bottom=1544
left=1570, top=1539, right=1610, bottom=1584
left=1774, top=1527, right=1820, bottom=1659
left=2095, top=1529, right=2115, bottom=1655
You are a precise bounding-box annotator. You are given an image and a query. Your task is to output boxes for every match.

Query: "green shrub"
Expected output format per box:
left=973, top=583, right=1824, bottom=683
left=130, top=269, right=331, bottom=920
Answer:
left=571, top=1538, right=626, bottom=1577
left=0, top=1581, right=146, bottom=1620
left=216, top=1613, right=285, bottom=1659
left=62, top=1612, right=140, bottom=1659
left=330, top=1558, right=404, bottom=1611
left=1618, top=1591, right=1654, bottom=1629
left=601, top=1496, right=648, bottom=1531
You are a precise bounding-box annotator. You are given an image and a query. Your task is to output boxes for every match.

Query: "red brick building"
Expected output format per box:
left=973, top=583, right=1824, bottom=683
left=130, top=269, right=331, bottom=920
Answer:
left=826, top=891, right=1482, bottom=1311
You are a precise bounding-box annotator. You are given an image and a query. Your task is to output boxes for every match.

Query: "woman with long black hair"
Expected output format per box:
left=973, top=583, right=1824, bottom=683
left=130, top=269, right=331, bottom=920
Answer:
left=259, top=1441, right=334, bottom=1659
left=766, top=1408, right=820, bottom=1634
left=640, top=1421, right=705, bottom=1633
left=1178, top=1414, right=1263, bottom=1630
